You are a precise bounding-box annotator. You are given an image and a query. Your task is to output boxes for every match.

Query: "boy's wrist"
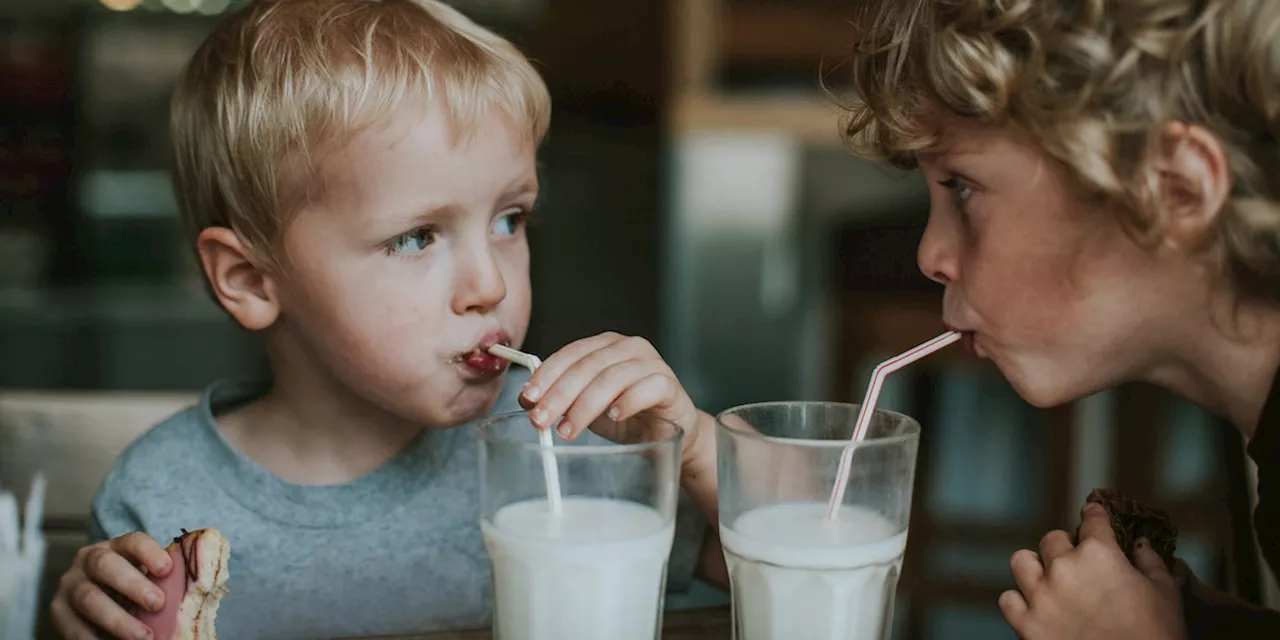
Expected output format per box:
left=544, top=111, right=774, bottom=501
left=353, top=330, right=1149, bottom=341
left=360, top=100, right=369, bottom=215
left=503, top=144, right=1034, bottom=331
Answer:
left=680, top=410, right=717, bottom=477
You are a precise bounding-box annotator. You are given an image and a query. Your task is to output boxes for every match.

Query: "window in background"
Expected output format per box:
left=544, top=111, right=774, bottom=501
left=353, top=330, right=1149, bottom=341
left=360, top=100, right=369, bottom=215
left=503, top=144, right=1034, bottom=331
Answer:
left=76, top=13, right=214, bottom=282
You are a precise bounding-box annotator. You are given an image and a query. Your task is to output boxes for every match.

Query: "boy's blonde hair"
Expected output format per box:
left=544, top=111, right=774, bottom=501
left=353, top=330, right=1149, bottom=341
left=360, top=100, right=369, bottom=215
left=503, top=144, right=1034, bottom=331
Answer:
left=842, top=0, right=1280, bottom=300
left=170, top=0, right=551, bottom=265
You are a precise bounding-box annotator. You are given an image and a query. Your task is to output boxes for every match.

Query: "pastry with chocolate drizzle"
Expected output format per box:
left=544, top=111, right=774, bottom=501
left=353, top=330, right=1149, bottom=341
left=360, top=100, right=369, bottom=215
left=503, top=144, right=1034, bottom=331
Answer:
left=137, top=528, right=231, bottom=640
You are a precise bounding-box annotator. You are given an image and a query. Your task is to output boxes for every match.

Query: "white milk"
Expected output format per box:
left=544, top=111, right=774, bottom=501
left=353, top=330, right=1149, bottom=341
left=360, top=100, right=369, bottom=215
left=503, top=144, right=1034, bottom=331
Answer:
left=481, top=497, right=676, bottom=640
left=720, top=502, right=908, bottom=640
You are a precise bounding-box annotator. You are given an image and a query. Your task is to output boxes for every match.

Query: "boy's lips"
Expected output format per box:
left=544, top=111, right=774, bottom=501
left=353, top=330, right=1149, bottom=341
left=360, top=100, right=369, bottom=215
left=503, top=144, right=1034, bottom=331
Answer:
left=458, top=330, right=513, bottom=376
left=945, top=324, right=979, bottom=356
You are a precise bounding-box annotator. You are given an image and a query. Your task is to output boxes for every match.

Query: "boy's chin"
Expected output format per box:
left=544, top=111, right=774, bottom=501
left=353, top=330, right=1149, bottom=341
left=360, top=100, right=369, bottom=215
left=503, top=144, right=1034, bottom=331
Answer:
left=419, top=381, right=507, bottom=428
left=1001, top=362, right=1089, bottom=410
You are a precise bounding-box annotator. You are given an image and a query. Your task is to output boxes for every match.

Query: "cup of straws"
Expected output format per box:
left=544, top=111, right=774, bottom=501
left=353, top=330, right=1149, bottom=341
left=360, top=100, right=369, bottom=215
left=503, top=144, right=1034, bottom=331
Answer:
left=0, top=474, right=46, bottom=640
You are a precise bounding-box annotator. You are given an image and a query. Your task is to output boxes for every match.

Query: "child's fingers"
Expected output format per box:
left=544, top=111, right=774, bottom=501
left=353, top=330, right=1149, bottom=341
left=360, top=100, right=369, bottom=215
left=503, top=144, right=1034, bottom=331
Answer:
left=1170, top=557, right=1197, bottom=587
left=1077, top=502, right=1118, bottom=546
left=51, top=597, right=103, bottom=640
left=523, top=333, right=624, bottom=403
left=998, top=589, right=1030, bottom=632
left=606, top=372, right=678, bottom=424
left=559, top=361, right=657, bottom=439
left=1009, top=549, right=1044, bottom=597
left=1038, top=530, right=1074, bottom=567
left=531, top=338, right=651, bottom=430
left=82, top=547, right=165, bottom=612
left=1132, top=538, right=1175, bottom=586
left=67, top=579, right=152, bottom=640
left=109, top=532, right=171, bottom=576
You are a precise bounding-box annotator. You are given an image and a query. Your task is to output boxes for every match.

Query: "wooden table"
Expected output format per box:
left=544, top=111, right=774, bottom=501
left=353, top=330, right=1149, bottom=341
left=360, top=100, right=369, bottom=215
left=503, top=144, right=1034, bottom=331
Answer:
left=351, top=607, right=731, bottom=639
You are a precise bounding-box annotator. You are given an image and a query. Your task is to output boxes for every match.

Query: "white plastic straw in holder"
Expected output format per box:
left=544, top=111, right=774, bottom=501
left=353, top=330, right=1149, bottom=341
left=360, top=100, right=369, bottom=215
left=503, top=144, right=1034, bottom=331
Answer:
left=1, top=474, right=46, bottom=640
left=487, top=344, right=563, bottom=515
left=825, top=331, right=962, bottom=520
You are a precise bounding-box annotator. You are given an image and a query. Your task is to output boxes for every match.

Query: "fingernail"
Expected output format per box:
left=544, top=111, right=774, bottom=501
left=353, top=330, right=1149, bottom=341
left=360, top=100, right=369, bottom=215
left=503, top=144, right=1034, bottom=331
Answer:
left=137, top=629, right=153, bottom=640
left=523, top=384, right=541, bottom=402
left=147, top=591, right=161, bottom=611
left=531, top=408, right=548, bottom=426
left=558, top=421, right=572, bottom=439
left=607, top=406, right=621, bottom=421
left=1136, top=538, right=1149, bottom=550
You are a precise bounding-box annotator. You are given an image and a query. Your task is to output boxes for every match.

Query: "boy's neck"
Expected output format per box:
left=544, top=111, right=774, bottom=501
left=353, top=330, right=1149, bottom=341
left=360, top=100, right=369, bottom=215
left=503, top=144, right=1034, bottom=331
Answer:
left=1147, top=295, right=1280, bottom=440
left=218, top=342, right=426, bottom=486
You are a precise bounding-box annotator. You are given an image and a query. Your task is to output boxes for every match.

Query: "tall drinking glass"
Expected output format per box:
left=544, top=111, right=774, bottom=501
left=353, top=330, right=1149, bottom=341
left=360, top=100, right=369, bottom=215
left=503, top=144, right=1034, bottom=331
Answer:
left=717, top=402, right=921, bottom=640
left=478, top=411, right=683, bottom=640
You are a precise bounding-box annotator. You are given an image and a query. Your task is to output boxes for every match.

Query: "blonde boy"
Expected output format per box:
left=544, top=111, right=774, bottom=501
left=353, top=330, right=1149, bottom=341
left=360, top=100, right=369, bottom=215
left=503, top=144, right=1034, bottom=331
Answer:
left=50, top=1, right=725, bottom=638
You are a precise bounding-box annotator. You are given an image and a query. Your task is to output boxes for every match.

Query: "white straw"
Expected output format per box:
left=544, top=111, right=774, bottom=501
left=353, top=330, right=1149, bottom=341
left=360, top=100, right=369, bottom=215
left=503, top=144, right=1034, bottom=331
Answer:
left=0, top=492, right=17, bottom=555
left=487, top=344, right=563, bottom=515
left=825, top=330, right=962, bottom=520
left=22, top=474, right=45, bottom=555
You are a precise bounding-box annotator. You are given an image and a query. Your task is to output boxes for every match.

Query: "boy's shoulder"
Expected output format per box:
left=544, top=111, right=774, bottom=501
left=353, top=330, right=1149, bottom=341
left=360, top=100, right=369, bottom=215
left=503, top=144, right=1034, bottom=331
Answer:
left=103, top=381, right=262, bottom=486
left=93, top=381, right=266, bottom=516
left=89, top=381, right=266, bottom=541
left=96, top=371, right=528, bottom=501
left=104, top=401, right=206, bottom=488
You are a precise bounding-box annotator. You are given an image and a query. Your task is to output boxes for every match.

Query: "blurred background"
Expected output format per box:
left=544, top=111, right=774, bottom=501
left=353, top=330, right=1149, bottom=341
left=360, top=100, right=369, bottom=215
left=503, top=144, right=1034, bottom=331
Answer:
left=0, top=0, right=1275, bottom=638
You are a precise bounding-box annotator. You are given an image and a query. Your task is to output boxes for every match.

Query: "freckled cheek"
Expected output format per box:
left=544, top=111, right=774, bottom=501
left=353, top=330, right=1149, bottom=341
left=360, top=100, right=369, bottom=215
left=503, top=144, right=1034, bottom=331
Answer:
left=302, top=275, right=445, bottom=357
left=499, top=243, right=530, bottom=278
left=965, top=261, right=1077, bottom=337
left=497, top=250, right=532, bottom=307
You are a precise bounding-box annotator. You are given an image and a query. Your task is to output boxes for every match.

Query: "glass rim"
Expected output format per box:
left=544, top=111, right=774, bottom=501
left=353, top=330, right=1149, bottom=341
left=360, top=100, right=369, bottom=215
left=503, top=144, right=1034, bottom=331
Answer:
left=715, top=400, right=920, bottom=448
left=477, top=409, right=685, bottom=456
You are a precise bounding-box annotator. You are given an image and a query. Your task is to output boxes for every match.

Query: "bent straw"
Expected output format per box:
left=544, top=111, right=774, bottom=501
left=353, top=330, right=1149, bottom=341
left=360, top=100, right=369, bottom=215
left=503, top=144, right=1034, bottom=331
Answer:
left=487, top=344, right=563, bottom=515
left=825, top=330, right=962, bottom=520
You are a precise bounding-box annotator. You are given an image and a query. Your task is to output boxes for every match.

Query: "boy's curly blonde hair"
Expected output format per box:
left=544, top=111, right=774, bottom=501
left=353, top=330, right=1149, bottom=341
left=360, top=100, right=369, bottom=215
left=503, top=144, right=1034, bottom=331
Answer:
left=170, top=0, right=550, bottom=267
left=842, top=0, right=1280, bottom=300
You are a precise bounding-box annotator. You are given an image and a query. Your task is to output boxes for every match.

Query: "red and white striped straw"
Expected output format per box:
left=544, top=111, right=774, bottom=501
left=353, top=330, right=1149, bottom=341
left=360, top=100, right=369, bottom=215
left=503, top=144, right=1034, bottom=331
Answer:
left=825, top=330, right=962, bottom=520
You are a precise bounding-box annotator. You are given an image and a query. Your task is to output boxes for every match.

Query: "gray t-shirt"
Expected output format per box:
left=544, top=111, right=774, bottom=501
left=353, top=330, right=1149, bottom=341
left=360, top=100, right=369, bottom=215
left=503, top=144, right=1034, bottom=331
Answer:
left=89, top=370, right=704, bottom=639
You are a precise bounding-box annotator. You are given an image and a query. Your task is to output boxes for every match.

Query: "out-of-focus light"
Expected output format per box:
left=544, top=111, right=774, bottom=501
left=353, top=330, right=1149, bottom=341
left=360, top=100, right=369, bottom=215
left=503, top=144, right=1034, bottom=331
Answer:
left=195, top=0, right=233, bottom=15
left=100, top=0, right=145, bottom=10
left=162, top=0, right=199, bottom=13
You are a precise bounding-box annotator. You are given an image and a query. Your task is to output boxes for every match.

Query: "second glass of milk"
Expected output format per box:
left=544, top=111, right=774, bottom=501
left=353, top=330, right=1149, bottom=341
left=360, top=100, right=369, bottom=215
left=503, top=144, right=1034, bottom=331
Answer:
left=478, top=410, right=683, bottom=640
left=717, top=401, right=921, bottom=640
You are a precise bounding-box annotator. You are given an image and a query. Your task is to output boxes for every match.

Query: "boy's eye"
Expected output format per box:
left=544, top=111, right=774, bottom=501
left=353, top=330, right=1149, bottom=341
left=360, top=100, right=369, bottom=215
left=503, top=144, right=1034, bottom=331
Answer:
left=938, top=177, right=974, bottom=206
left=492, top=209, right=529, bottom=237
left=936, top=176, right=972, bottom=216
left=388, top=227, right=436, bottom=255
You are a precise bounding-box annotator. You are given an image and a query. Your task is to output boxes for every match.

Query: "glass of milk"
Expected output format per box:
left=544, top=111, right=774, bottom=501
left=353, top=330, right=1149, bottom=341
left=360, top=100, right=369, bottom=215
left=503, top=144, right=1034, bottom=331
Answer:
left=478, top=410, right=683, bottom=640
left=717, top=402, right=921, bottom=640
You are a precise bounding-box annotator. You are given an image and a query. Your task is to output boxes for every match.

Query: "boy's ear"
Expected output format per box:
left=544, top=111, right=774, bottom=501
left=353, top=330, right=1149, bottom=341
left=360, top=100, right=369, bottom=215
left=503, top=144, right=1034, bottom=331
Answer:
left=196, top=227, right=280, bottom=331
left=1150, top=122, right=1231, bottom=250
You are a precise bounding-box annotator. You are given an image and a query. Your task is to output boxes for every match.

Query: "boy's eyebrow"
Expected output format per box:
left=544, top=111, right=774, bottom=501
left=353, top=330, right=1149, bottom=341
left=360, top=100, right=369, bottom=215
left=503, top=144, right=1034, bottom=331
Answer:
left=917, top=150, right=944, bottom=163
left=915, top=150, right=987, bottom=188
left=388, top=202, right=458, bottom=230
left=501, top=176, right=539, bottom=199
left=384, top=177, right=541, bottom=230
left=917, top=144, right=990, bottom=173
left=916, top=117, right=1003, bottom=161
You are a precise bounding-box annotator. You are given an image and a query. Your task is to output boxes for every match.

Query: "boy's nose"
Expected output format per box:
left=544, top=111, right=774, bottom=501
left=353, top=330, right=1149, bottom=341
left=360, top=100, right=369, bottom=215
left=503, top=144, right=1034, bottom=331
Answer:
left=917, top=216, right=959, bottom=286
left=453, top=248, right=507, bottom=314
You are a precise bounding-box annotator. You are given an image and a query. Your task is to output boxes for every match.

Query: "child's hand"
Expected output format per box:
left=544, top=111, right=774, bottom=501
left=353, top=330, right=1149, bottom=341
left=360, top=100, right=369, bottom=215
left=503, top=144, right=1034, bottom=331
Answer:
left=521, top=332, right=707, bottom=465
left=999, top=504, right=1186, bottom=640
left=523, top=331, right=727, bottom=586
left=51, top=532, right=171, bottom=640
